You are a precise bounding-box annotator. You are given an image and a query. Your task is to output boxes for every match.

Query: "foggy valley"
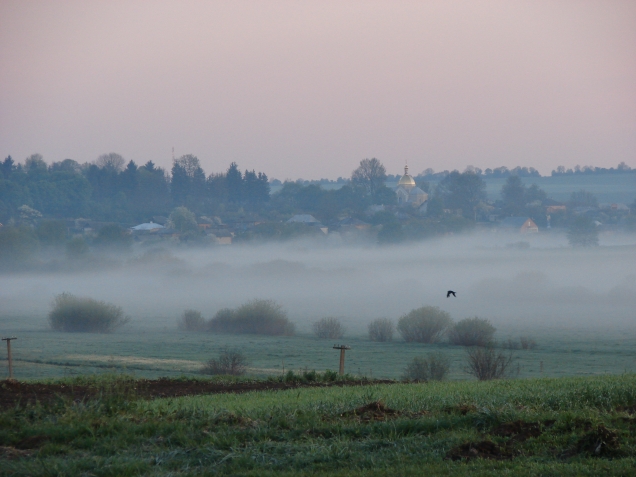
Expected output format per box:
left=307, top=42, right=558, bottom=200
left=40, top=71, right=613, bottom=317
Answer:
left=3, top=231, right=635, bottom=335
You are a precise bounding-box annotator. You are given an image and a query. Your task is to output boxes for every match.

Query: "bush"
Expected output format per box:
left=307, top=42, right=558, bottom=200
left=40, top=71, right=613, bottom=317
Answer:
left=49, top=293, right=129, bottom=333
left=503, top=336, right=537, bottom=350
left=312, top=317, right=345, bottom=339
left=465, top=346, right=517, bottom=381
left=368, top=318, right=394, bottom=342
left=177, top=309, right=206, bottom=331
left=448, top=317, right=496, bottom=346
left=397, top=306, right=452, bottom=343
left=501, top=338, right=520, bottom=350
left=519, top=336, right=537, bottom=350
left=0, top=225, right=38, bottom=268
left=208, top=299, right=294, bottom=336
left=567, top=216, right=599, bottom=247
left=201, top=347, right=248, bottom=375
left=403, top=353, right=450, bottom=381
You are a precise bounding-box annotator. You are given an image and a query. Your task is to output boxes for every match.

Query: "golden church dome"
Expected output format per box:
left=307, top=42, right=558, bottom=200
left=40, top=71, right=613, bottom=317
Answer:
left=397, top=165, right=416, bottom=188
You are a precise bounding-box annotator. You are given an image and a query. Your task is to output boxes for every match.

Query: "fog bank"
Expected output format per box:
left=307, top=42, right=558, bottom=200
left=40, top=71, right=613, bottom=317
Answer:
left=1, top=232, right=635, bottom=334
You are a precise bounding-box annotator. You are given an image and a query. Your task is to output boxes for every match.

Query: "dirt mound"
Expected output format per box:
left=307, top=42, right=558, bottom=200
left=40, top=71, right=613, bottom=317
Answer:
left=341, top=401, right=400, bottom=421
left=15, top=435, right=50, bottom=450
left=0, top=378, right=397, bottom=408
left=0, top=446, right=32, bottom=459
left=446, top=440, right=511, bottom=461
left=575, top=425, right=621, bottom=457
left=443, top=404, right=477, bottom=415
left=491, top=420, right=554, bottom=443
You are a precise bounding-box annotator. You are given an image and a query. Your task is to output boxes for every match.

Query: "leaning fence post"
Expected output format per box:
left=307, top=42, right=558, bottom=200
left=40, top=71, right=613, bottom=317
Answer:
left=2, top=337, right=17, bottom=380
left=332, top=344, right=351, bottom=375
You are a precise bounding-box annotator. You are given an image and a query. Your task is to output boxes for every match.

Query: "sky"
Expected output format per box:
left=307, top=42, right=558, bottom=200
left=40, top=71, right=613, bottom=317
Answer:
left=1, top=1, right=635, bottom=180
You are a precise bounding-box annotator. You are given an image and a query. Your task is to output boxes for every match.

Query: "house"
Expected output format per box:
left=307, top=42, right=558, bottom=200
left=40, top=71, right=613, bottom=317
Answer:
left=499, top=217, right=539, bottom=234
left=210, top=229, right=233, bottom=245
left=287, top=214, right=320, bottom=225
left=286, top=214, right=328, bottom=234
left=131, top=222, right=165, bottom=232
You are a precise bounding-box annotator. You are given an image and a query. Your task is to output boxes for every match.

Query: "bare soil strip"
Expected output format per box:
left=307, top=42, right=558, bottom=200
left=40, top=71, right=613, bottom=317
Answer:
left=0, top=378, right=396, bottom=408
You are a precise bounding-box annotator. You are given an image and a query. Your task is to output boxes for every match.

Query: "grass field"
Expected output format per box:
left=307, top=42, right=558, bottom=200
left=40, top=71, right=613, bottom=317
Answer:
left=2, top=374, right=636, bottom=476
left=1, top=324, right=635, bottom=381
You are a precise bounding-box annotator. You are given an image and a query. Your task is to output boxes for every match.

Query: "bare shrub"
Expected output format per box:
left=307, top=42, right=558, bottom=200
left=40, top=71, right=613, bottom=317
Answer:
left=201, top=347, right=248, bottom=376
left=208, top=299, right=294, bottom=336
left=465, top=346, right=516, bottom=381
left=403, top=352, right=450, bottom=381
left=397, top=306, right=452, bottom=343
left=313, top=317, right=345, bottom=339
left=502, top=336, right=537, bottom=350
left=501, top=338, right=520, bottom=350
left=448, top=317, right=496, bottom=347
left=48, top=293, right=129, bottom=333
left=519, top=336, right=537, bottom=350
left=177, top=309, right=206, bottom=331
left=368, top=318, right=394, bottom=342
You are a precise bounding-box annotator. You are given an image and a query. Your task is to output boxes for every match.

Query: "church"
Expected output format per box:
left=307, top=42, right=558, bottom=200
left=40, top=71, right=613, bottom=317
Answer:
left=395, top=165, right=428, bottom=210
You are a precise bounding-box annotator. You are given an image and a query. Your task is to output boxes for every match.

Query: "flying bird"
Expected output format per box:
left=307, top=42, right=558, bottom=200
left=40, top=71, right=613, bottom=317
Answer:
left=446, top=290, right=456, bottom=298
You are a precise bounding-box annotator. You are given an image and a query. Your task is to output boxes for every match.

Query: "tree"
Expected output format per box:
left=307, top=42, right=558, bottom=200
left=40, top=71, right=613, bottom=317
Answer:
left=226, top=162, right=243, bottom=203
left=397, top=306, right=453, bottom=343
left=501, top=176, right=526, bottom=215
left=312, top=317, right=345, bottom=339
left=351, top=158, right=387, bottom=198
left=436, top=171, right=486, bottom=219
left=18, top=205, right=42, bottom=224
left=525, top=184, right=546, bottom=204
left=170, top=155, right=206, bottom=208
left=368, top=318, right=394, bottom=342
left=373, top=185, right=398, bottom=205
left=95, top=153, right=126, bottom=172
left=465, top=346, right=516, bottom=381
left=0, top=225, right=38, bottom=268
left=50, top=159, right=82, bottom=174
left=208, top=299, right=294, bottom=336
left=168, top=206, right=198, bottom=233
left=94, top=224, right=132, bottom=250
left=569, top=190, right=598, bottom=208
left=177, top=310, right=207, bottom=331
left=403, top=353, right=450, bottom=381
left=24, top=154, right=47, bottom=176
left=243, top=170, right=270, bottom=206
left=448, top=317, right=496, bottom=346
left=1, top=156, right=15, bottom=179
left=48, top=293, right=129, bottom=333
left=201, top=347, right=248, bottom=375
left=567, top=216, right=599, bottom=247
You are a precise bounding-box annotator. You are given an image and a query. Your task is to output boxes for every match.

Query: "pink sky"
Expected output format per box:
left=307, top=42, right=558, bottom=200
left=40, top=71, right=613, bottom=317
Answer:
left=1, top=0, right=635, bottom=179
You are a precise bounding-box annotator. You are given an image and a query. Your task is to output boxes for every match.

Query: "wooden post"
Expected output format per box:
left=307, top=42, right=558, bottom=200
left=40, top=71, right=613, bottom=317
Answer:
left=2, top=337, right=17, bottom=380
left=333, top=345, right=350, bottom=375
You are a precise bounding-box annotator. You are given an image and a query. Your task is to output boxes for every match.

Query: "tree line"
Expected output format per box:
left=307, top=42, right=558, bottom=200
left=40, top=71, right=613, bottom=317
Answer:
left=0, top=153, right=270, bottom=223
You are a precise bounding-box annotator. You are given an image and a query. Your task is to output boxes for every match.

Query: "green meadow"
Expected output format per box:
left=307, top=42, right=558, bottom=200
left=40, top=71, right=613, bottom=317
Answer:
left=1, top=322, right=635, bottom=381
left=2, top=374, right=636, bottom=476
